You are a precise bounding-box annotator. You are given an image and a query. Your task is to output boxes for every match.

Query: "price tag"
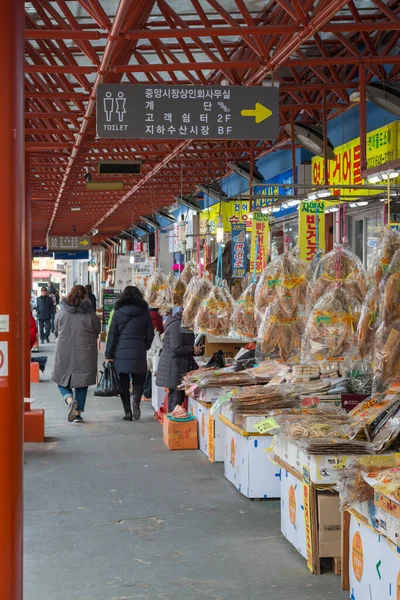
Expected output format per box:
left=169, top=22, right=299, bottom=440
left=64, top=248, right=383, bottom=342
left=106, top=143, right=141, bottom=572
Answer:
left=254, top=417, right=279, bottom=434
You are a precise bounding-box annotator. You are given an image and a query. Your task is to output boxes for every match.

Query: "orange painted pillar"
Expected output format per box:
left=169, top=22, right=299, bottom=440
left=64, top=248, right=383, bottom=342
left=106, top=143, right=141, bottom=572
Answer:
left=0, top=1, right=24, bottom=598
left=24, top=151, right=32, bottom=399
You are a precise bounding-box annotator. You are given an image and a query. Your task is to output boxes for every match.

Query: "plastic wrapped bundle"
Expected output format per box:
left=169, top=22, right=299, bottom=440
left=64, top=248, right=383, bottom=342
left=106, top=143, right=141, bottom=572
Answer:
left=173, top=276, right=186, bottom=306
left=267, top=413, right=350, bottom=438
left=231, top=282, right=257, bottom=340
left=195, top=284, right=234, bottom=337
left=368, top=227, right=400, bottom=287
left=374, top=321, right=400, bottom=390
left=167, top=272, right=176, bottom=288
left=181, top=276, right=213, bottom=330
left=257, top=300, right=305, bottom=363
left=336, top=468, right=374, bottom=511
left=357, top=287, right=380, bottom=361
left=145, top=271, right=173, bottom=309
left=311, top=245, right=367, bottom=304
left=348, top=390, right=400, bottom=441
left=181, top=261, right=197, bottom=286
left=381, top=270, right=400, bottom=327
left=303, top=287, right=361, bottom=363
left=255, top=254, right=308, bottom=317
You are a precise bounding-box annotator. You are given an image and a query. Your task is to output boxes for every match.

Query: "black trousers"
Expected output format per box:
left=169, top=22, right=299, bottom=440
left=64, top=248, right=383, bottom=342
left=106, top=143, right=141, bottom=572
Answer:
left=119, top=373, right=145, bottom=413
left=38, top=319, right=51, bottom=342
left=168, top=388, right=185, bottom=412
left=143, top=371, right=152, bottom=399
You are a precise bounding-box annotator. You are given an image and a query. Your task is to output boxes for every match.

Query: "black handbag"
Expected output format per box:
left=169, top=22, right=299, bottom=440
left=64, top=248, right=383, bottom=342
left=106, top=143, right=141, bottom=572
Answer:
left=94, top=362, right=122, bottom=397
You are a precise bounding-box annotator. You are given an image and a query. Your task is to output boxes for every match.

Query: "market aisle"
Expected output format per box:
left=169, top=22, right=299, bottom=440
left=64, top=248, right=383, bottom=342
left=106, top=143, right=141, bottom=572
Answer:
left=25, top=345, right=346, bottom=600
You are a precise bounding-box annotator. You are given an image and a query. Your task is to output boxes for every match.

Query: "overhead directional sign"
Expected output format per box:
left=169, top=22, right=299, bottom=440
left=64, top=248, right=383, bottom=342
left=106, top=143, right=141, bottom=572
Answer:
left=47, top=235, right=92, bottom=252
left=96, top=84, right=279, bottom=140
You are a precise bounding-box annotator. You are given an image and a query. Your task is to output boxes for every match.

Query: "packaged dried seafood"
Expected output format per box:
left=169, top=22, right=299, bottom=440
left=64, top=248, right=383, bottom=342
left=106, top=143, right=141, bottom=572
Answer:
left=167, top=272, right=176, bottom=288
left=181, top=261, right=197, bottom=286
left=257, top=300, right=305, bottom=363
left=194, top=368, right=256, bottom=388
left=302, top=287, right=361, bottom=363
left=357, top=287, right=379, bottom=361
left=345, top=368, right=373, bottom=395
left=266, top=413, right=350, bottom=438
left=370, top=406, right=400, bottom=453
left=311, top=245, right=367, bottom=304
left=246, top=360, right=290, bottom=382
left=195, top=283, right=234, bottom=337
left=336, top=468, right=374, bottom=511
left=348, top=390, right=400, bottom=441
left=230, top=384, right=299, bottom=413
left=367, top=466, right=400, bottom=502
left=374, top=321, right=400, bottom=390
left=381, top=271, right=400, bottom=327
left=294, top=438, right=372, bottom=455
left=367, top=227, right=400, bottom=287
left=145, top=271, right=173, bottom=308
left=230, top=281, right=257, bottom=340
left=173, top=276, right=187, bottom=306
left=255, top=253, right=308, bottom=317
left=181, top=276, right=213, bottom=330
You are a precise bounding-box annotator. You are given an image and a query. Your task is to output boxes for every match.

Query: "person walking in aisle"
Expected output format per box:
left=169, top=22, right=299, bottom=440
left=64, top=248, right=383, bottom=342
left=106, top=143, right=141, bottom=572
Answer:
left=52, top=285, right=101, bottom=423
left=105, top=286, right=154, bottom=421
left=142, top=307, right=164, bottom=401
left=36, top=286, right=55, bottom=343
left=156, top=309, right=202, bottom=413
left=85, top=284, right=97, bottom=312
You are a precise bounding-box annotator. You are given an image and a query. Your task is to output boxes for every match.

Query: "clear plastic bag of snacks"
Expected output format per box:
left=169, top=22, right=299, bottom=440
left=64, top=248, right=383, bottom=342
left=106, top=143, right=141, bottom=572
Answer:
left=195, top=283, right=234, bottom=337
left=367, top=227, right=400, bottom=287
left=173, top=276, right=187, bottom=306
left=357, top=287, right=380, bottom=361
left=374, top=321, right=400, bottom=390
left=181, top=260, right=197, bottom=286
left=145, top=271, right=173, bottom=308
left=336, top=468, right=374, bottom=511
left=230, top=281, right=257, bottom=340
left=348, top=390, right=400, bottom=440
left=255, top=253, right=308, bottom=317
left=310, top=245, right=367, bottom=304
left=257, top=299, right=304, bottom=363
left=302, top=287, right=361, bottom=363
left=181, top=276, right=213, bottom=330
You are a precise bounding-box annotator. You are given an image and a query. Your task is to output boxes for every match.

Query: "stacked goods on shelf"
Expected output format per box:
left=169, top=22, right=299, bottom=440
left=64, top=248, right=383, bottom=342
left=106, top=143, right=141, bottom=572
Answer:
left=145, top=271, right=173, bottom=309
left=195, top=283, right=234, bottom=337
left=181, top=275, right=213, bottom=330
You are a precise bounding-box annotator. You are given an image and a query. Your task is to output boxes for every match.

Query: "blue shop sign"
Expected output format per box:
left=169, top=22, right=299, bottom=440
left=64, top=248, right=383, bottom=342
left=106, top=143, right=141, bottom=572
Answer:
left=253, top=168, right=298, bottom=218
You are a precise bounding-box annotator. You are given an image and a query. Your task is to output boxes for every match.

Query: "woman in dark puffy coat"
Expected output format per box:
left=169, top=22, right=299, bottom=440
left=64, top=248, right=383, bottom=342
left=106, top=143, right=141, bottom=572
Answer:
left=105, top=286, right=154, bottom=421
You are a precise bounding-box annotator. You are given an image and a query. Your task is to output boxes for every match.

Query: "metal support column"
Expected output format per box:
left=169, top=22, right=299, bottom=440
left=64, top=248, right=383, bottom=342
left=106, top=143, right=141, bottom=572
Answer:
left=24, top=152, right=32, bottom=398
left=0, top=1, right=24, bottom=599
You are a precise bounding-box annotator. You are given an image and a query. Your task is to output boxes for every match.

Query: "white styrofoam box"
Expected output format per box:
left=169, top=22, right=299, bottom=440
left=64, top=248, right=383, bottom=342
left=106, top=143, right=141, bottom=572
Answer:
left=222, top=420, right=281, bottom=499
left=199, top=387, right=222, bottom=404
left=197, top=402, right=224, bottom=462
left=348, top=513, right=400, bottom=600
left=280, top=468, right=307, bottom=560
left=187, top=396, right=199, bottom=420
left=274, top=437, right=359, bottom=484
left=239, top=414, right=271, bottom=433
left=220, top=402, right=235, bottom=424
left=151, top=374, right=166, bottom=411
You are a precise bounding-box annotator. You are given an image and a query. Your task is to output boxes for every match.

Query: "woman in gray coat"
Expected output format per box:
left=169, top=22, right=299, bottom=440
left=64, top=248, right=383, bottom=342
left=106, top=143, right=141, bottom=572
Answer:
left=52, top=285, right=101, bottom=423
left=156, top=310, right=202, bottom=412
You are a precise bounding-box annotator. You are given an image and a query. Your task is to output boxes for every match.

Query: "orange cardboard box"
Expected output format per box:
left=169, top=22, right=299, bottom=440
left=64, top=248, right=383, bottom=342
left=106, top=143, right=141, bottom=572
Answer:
left=374, top=491, right=400, bottom=519
left=163, top=417, right=198, bottom=451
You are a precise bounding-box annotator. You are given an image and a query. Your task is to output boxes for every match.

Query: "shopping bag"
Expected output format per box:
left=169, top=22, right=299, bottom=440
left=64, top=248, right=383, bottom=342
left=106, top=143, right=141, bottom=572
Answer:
left=94, top=362, right=122, bottom=397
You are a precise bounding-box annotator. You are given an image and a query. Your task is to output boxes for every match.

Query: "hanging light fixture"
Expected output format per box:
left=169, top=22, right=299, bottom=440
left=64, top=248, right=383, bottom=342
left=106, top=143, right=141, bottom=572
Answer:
left=216, top=214, right=224, bottom=244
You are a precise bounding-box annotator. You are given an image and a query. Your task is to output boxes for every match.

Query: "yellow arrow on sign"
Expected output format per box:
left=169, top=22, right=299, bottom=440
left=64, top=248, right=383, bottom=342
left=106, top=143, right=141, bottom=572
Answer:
left=241, top=102, right=272, bottom=124
left=79, top=239, right=89, bottom=246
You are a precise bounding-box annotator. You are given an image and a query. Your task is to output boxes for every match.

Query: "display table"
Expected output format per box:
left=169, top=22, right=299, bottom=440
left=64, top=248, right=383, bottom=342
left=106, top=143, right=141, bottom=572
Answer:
left=219, top=414, right=281, bottom=499
left=187, top=395, right=224, bottom=462
left=342, top=509, right=400, bottom=598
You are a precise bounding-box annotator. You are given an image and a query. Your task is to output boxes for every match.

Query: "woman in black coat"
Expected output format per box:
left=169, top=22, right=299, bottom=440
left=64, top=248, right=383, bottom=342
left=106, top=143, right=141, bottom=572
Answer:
left=105, top=286, right=154, bottom=421
left=156, top=310, right=202, bottom=412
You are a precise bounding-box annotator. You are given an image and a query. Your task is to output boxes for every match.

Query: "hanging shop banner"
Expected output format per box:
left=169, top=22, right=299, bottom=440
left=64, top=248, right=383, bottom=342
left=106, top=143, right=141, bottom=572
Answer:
left=389, top=222, right=400, bottom=232
left=97, top=84, right=279, bottom=141
left=312, top=121, right=399, bottom=195
left=250, top=212, right=269, bottom=274
left=298, top=201, right=325, bottom=262
left=253, top=168, right=298, bottom=217
left=200, top=200, right=252, bottom=234
left=231, top=223, right=247, bottom=278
